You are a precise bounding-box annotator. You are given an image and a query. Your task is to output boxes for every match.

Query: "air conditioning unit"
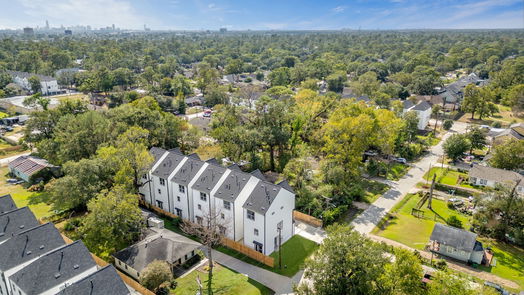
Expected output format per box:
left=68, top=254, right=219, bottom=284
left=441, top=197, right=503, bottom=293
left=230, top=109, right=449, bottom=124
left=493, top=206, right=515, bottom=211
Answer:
left=147, top=217, right=164, bottom=229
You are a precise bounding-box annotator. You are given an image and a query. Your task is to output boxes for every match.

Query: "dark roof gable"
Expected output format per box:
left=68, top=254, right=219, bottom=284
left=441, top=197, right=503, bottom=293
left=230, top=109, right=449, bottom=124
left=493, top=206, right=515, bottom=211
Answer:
left=0, top=207, right=39, bottom=243
left=429, top=223, right=478, bottom=252
left=55, top=265, right=130, bottom=295
left=0, top=194, right=16, bottom=214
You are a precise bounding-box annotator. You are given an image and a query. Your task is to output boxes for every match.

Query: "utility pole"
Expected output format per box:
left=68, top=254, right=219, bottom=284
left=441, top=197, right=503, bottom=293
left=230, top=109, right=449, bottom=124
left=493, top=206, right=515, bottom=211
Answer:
left=428, top=173, right=436, bottom=210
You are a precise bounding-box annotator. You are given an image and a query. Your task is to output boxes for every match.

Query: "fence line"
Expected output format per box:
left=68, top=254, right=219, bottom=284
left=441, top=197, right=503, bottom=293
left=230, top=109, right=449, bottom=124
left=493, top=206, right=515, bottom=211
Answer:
left=293, top=210, right=323, bottom=228
left=221, top=237, right=275, bottom=267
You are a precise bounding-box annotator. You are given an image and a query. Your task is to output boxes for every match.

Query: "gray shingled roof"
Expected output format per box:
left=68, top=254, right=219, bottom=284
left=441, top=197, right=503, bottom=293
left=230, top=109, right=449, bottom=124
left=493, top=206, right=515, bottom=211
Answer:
left=215, top=170, right=252, bottom=202
left=277, top=180, right=295, bottom=194
left=172, top=158, right=205, bottom=186
left=412, top=101, right=431, bottom=111
left=250, top=169, right=267, bottom=181
left=7, top=70, right=56, bottom=82
left=113, top=229, right=200, bottom=272
left=191, top=163, right=227, bottom=194
left=11, top=241, right=97, bottom=295
left=150, top=147, right=167, bottom=163
left=429, top=223, right=478, bottom=252
left=0, top=194, right=16, bottom=214
left=469, top=164, right=524, bottom=185
left=243, top=180, right=281, bottom=215
left=0, top=207, right=39, bottom=243
left=151, top=151, right=185, bottom=179
left=0, top=223, right=65, bottom=271
left=403, top=100, right=415, bottom=110
left=55, top=265, right=130, bottom=295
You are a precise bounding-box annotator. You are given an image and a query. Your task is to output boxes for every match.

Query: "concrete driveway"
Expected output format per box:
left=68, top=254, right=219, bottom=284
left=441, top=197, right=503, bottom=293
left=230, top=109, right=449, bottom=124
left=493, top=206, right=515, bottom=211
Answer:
left=351, top=121, right=469, bottom=234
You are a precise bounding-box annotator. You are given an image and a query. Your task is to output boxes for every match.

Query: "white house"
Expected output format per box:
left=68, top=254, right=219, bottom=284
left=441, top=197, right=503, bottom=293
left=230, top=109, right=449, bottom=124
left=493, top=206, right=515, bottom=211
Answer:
left=429, top=223, right=485, bottom=265
left=213, top=165, right=259, bottom=241
left=403, top=100, right=432, bottom=130
left=469, top=164, right=524, bottom=194
left=7, top=71, right=60, bottom=95
left=242, top=179, right=295, bottom=255
left=140, top=147, right=296, bottom=255
left=0, top=223, right=66, bottom=295
left=8, top=241, right=98, bottom=295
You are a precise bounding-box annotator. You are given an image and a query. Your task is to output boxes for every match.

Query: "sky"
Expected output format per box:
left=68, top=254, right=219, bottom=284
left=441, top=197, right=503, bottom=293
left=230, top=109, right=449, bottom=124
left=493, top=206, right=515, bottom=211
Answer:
left=0, top=0, right=522, bottom=31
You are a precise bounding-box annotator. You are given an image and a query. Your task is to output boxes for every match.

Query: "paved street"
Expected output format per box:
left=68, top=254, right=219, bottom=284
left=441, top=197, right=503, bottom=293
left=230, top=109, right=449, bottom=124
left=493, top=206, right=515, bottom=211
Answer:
left=350, top=121, right=469, bottom=234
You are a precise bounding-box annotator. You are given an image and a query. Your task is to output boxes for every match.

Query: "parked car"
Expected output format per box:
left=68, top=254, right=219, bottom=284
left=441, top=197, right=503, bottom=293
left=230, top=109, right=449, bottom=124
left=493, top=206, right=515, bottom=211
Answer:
left=394, top=157, right=407, bottom=164
left=203, top=110, right=212, bottom=117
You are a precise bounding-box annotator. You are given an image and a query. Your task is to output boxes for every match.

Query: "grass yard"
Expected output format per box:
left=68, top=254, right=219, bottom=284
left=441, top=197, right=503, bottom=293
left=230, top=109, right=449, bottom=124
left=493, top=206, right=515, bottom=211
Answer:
left=362, top=179, right=389, bottom=203
left=387, top=163, right=409, bottom=181
left=478, top=239, right=524, bottom=290
left=217, top=235, right=318, bottom=277
left=0, top=166, right=52, bottom=219
left=424, top=167, right=473, bottom=189
left=174, top=264, right=273, bottom=295
left=374, top=193, right=471, bottom=250
left=459, top=104, right=524, bottom=127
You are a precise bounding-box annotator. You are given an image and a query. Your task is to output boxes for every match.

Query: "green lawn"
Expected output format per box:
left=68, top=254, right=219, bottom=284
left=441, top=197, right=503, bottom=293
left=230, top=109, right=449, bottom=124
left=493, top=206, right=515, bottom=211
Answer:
left=362, top=179, right=389, bottom=203
left=173, top=264, right=273, bottom=295
left=0, top=166, right=52, bottom=219
left=387, top=163, right=409, bottom=181
left=374, top=193, right=471, bottom=250
left=217, top=235, right=318, bottom=277
left=424, top=167, right=473, bottom=189
left=478, top=239, right=524, bottom=290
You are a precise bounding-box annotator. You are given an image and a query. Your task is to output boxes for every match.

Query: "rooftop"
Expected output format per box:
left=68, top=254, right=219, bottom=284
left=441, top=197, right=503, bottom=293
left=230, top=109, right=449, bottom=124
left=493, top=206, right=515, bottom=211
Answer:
left=8, top=155, right=57, bottom=178
left=172, top=157, right=205, bottom=186
left=0, top=194, right=17, bottom=214
left=0, top=207, right=39, bottom=243
left=113, top=228, right=201, bottom=272
left=55, top=265, right=130, bottom=295
left=191, top=162, right=227, bottom=194
left=10, top=240, right=97, bottom=295
left=469, top=164, right=524, bottom=185
left=151, top=151, right=185, bottom=179
left=243, top=180, right=282, bottom=215
left=215, top=170, right=252, bottom=202
left=430, top=223, right=479, bottom=252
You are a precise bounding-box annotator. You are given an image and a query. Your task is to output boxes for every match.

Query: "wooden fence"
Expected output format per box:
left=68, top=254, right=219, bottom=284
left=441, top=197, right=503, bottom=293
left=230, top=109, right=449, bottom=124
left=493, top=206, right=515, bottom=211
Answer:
left=293, top=210, right=323, bottom=228
left=139, top=199, right=180, bottom=220
left=221, top=237, right=275, bottom=267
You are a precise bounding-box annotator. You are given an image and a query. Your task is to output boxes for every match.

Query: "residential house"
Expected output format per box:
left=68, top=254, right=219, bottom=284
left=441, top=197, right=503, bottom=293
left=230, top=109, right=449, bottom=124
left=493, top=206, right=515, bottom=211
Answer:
left=114, top=228, right=201, bottom=281
left=0, top=207, right=39, bottom=244
left=185, top=96, right=204, bottom=107
left=438, top=73, right=487, bottom=105
left=55, top=265, right=130, bottom=295
left=213, top=165, right=259, bottom=241
left=243, top=179, right=295, bottom=255
left=170, top=154, right=206, bottom=221
left=8, top=155, right=59, bottom=183
left=491, top=123, right=524, bottom=146
left=7, top=71, right=60, bottom=95
left=403, top=100, right=432, bottom=130
left=468, top=164, right=524, bottom=194
left=8, top=241, right=98, bottom=295
left=0, top=223, right=65, bottom=295
left=190, top=159, right=229, bottom=227
left=0, top=194, right=16, bottom=214
left=141, top=147, right=297, bottom=255
left=1, top=115, right=29, bottom=126
left=429, top=223, right=485, bottom=265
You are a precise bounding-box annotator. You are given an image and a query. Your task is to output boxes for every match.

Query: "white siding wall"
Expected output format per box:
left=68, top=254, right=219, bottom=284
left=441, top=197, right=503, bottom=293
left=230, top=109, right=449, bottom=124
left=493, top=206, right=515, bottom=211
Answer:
left=167, top=158, right=189, bottom=220
left=151, top=174, right=170, bottom=212
left=263, top=189, right=295, bottom=255
left=243, top=210, right=266, bottom=254
left=139, top=152, right=168, bottom=206
left=187, top=164, right=209, bottom=223
left=115, top=258, right=140, bottom=281
left=416, top=108, right=431, bottom=130
left=232, top=177, right=259, bottom=241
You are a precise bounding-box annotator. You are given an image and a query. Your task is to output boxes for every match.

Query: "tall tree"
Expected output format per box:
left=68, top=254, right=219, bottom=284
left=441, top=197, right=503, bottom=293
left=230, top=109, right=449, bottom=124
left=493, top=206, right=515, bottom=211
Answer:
left=489, top=139, right=524, bottom=170
left=443, top=134, right=471, bottom=162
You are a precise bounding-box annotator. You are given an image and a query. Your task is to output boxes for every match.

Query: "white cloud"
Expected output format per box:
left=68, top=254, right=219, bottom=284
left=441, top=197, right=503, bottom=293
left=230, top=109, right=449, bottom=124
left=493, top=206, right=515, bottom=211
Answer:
left=208, top=3, right=216, bottom=9
left=332, top=6, right=347, bottom=13
left=16, top=0, right=150, bottom=29
left=262, top=22, right=288, bottom=30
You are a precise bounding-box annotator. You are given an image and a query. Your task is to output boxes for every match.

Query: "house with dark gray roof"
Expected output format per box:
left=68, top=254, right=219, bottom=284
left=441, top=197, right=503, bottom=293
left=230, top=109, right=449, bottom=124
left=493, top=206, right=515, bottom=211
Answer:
left=139, top=146, right=296, bottom=255
left=468, top=164, right=524, bottom=194
left=8, top=155, right=59, bottom=183
left=0, top=223, right=65, bottom=295
left=9, top=241, right=98, bottom=295
left=429, top=223, right=485, bottom=264
left=492, top=123, right=524, bottom=146
left=0, top=194, right=16, bottom=214
left=55, top=265, right=130, bottom=295
left=0, top=207, right=39, bottom=244
left=403, top=100, right=432, bottom=130
left=114, top=228, right=200, bottom=281
left=438, top=72, right=487, bottom=105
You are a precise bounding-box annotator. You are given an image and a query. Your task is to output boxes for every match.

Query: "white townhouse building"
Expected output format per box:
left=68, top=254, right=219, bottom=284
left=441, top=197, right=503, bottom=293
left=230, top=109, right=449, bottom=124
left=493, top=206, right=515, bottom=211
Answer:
left=243, top=179, right=295, bottom=255
left=7, top=71, right=60, bottom=96
left=140, top=147, right=296, bottom=255
left=213, top=165, right=260, bottom=241
left=403, top=100, right=432, bottom=130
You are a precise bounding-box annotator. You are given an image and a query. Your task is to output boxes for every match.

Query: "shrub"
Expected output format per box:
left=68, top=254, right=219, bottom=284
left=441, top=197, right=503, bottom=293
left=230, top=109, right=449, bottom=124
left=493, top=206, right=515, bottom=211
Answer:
left=435, top=259, right=447, bottom=270
left=443, top=120, right=454, bottom=130
left=63, top=218, right=82, bottom=231
left=447, top=215, right=463, bottom=228
left=491, top=121, right=502, bottom=128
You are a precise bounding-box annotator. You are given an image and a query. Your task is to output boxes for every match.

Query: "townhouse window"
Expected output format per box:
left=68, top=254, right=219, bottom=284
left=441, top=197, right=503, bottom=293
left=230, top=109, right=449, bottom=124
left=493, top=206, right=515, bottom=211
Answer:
left=156, top=200, right=163, bottom=209
left=480, top=179, right=487, bottom=185
left=196, top=216, right=203, bottom=225
left=277, top=221, right=283, bottom=230
left=177, top=196, right=181, bottom=202
left=179, top=185, right=185, bottom=193
left=158, top=189, right=161, bottom=194
left=198, top=204, right=202, bottom=210
left=159, top=178, right=166, bottom=186
left=200, top=192, right=207, bottom=201
left=254, top=229, right=259, bottom=236
left=247, top=210, right=255, bottom=221
left=221, top=213, right=225, bottom=219
left=175, top=208, right=182, bottom=216
left=142, top=174, right=147, bottom=179
left=223, top=200, right=231, bottom=210
left=219, top=226, right=227, bottom=235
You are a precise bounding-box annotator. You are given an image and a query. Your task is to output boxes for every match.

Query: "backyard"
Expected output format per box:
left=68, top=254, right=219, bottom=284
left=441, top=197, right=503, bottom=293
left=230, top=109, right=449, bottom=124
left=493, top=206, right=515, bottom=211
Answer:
left=217, top=235, right=318, bottom=277
left=478, top=239, right=524, bottom=291
left=424, top=167, right=474, bottom=189
left=373, top=193, right=471, bottom=250
left=0, top=166, right=52, bottom=219
left=458, top=104, right=524, bottom=127
left=174, top=264, right=272, bottom=295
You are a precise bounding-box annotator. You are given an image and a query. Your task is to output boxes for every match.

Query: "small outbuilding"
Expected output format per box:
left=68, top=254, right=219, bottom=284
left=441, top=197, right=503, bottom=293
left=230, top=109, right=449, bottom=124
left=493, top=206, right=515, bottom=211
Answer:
left=428, top=223, right=485, bottom=265
left=8, top=155, right=59, bottom=183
